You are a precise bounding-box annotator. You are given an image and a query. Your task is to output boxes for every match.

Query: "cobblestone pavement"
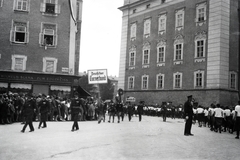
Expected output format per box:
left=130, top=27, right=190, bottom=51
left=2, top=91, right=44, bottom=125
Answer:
left=0, top=116, right=240, bottom=160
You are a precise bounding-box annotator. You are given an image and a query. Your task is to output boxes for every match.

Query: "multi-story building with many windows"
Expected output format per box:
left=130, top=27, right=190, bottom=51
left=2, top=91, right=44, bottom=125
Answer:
left=118, top=0, right=240, bottom=106
left=0, top=0, right=83, bottom=98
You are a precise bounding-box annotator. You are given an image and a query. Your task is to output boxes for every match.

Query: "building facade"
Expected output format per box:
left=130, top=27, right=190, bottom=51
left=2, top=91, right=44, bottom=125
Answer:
left=118, top=0, right=240, bottom=106
left=0, top=0, right=83, bottom=98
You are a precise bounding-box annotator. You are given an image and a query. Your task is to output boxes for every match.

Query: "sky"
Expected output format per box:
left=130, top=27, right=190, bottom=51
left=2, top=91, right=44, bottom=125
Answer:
left=79, top=0, right=124, bottom=77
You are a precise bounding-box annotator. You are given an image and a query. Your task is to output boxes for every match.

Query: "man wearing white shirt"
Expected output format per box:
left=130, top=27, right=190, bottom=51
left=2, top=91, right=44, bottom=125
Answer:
left=196, top=106, right=204, bottom=127
left=234, top=101, right=240, bottom=139
left=213, top=104, right=223, bottom=133
left=223, top=106, right=231, bottom=132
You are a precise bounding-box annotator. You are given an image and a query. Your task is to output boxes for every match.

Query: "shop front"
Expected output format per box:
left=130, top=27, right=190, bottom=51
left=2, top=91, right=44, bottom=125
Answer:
left=0, top=71, right=82, bottom=98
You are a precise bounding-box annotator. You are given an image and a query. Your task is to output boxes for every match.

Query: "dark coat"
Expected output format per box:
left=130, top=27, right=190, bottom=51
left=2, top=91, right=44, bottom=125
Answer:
left=70, top=98, right=81, bottom=114
left=184, top=100, right=193, bottom=118
left=137, top=104, right=144, bottom=114
left=22, top=98, right=36, bottom=121
left=39, top=99, right=50, bottom=113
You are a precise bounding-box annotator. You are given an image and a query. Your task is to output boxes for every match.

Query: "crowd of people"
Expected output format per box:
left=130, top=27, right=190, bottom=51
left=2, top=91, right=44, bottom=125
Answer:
left=1, top=92, right=240, bottom=138
left=190, top=101, right=240, bottom=139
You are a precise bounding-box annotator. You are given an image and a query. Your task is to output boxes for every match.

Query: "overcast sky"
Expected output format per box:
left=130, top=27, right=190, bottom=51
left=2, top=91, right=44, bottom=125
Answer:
left=79, top=0, right=123, bottom=77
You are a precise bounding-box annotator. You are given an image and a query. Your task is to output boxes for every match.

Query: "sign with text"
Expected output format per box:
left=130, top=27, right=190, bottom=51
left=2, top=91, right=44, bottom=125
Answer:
left=88, top=69, right=108, bottom=84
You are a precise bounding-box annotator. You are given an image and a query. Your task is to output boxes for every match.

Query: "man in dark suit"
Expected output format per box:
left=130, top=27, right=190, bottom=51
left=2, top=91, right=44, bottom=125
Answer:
left=38, top=94, right=50, bottom=129
left=70, top=93, right=81, bottom=132
left=21, top=94, right=36, bottom=133
left=184, top=95, right=194, bottom=136
left=137, top=101, right=144, bottom=122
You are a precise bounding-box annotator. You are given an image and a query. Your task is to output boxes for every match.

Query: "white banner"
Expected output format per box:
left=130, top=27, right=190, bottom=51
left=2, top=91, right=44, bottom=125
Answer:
left=88, top=69, right=108, bottom=84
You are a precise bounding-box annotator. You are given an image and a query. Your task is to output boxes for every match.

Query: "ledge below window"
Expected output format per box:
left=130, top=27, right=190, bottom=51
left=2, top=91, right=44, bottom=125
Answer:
left=142, top=65, right=149, bottom=68
left=194, top=58, right=205, bottom=63
left=157, top=63, right=165, bottom=67
left=196, top=20, right=206, bottom=27
left=173, top=61, right=183, bottom=65
left=128, top=67, right=135, bottom=70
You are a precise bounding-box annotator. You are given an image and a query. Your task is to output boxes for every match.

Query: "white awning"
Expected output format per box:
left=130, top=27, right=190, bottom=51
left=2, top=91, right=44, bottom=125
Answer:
left=10, top=83, right=32, bottom=89
left=0, top=83, right=8, bottom=88
left=50, top=85, right=71, bottom=92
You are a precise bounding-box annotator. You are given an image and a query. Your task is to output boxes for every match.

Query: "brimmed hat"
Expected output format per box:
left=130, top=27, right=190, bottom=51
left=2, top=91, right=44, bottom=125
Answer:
left=187, top=95, right=192, bottom=98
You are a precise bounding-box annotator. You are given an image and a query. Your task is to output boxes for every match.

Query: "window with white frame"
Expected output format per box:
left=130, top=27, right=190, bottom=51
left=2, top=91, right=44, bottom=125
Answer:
left=230, top=71, right=237, bottom=89
left=196, top=2, right=206, bottom=23
left=40, top=0, right=61, bottom=15
left=10, top=21, right=29, bottom=44
left=11, top=55, right=27, bottom=71
left=194, top=31, right=206, bottom=60
left=130, top=23, right=137, bottom=40
left=194, top=70, right=204, bottom=88
left=142, top=75, right=149, bottom=89
left=43, top=57, right=57, bottom=73
left=157, top=40, right=166, bottom=64
left=175, top=9, right=184, bottom=30
left=14, top=0, right=29, bottom=12
left=0, top=0, right=3, bottom=7
left=173, top=72, right=182, bottom=89
left=128, top=76, right=134, bottom=89
left=129, top=46, right=136, bottom=67
left=39, top=23, right=57, bottom=47
left=143, top=18, right=151, bottom=37
left=142, top=42, right=150, bottom=65
left=156, top=73, right=164, bottom=89
left=174, top=35, right=184, bottom=62
left=158, top=14, right=166, bottom=33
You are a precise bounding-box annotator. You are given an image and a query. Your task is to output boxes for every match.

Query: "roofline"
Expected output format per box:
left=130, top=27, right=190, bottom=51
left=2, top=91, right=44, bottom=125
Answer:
left=118, top=0, right=152, bottom=11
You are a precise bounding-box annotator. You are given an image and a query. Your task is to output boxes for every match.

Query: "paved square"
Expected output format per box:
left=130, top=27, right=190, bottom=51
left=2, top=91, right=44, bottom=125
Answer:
left=0, top=116, right=240, bottom=160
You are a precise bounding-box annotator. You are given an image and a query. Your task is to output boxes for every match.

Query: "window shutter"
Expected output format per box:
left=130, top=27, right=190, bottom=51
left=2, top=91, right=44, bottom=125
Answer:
left=39, top=33, right=44, bottom=45
left=40, top=2, right=45, bottom=12
left=13, top=0, right=16, bottom=10
left=25, top=32, right=29, bottom=43
left=55, top=4, right=60, bottom=14
left=54, top=34, right=58, bottom=46
left=10, top=30, right=15, bottom=42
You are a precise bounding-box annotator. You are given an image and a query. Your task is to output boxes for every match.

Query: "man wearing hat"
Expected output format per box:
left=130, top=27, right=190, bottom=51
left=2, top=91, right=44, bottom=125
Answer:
left=38, top=94, right=50, bottom=129
left=137, top=101, right=144, bottom=122
left=70, top=92, right=81, bottom=131
left=184, top=95, right=194, bottom=136
left=161, top=102, right=167, bottom=122
left=21, top=94, right=36, bottom=133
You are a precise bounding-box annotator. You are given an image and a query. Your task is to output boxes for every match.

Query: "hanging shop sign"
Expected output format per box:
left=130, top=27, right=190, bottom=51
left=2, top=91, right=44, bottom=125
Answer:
left=88, top=69, right=108, bottom=84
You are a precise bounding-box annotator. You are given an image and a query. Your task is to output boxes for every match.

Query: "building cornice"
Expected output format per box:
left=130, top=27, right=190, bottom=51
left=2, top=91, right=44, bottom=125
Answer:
left=118, top=0, right=151, bottom=11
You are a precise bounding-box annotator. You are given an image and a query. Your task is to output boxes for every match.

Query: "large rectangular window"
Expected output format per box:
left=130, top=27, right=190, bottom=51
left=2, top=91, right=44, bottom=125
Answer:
left=142, top=75, right=149, bottom=90
left=128, top=76, right=134, bottom=89
left=11, top=55, right=27, bottom=71
left=40, top=0, right=60, bottom=15
left=39, top=23, right=57, bottom=48
left=158, top=14, right=166, bottom=33
left=144, top=19, right=151, bottom=37
left=230, top=72, right=237, bottom=89
left=129, top=52, right=135, bottom=66
left=143, top=50, right=149, bottom=65
left=158, top=47, right=165, bottom=63
left=130, top=23, right=137, bottom=40
left=175, top=9, right=184, bottom=30
left=197, top=40, right=204, bottom=57
left=196, top=3, right=206, bottom=22
left=156, top=74, right=164, bottom=89
left=10, top=21, right=29, bottom=44
left=14, top=0, right=29, bottom=12
left=175, top=44, right=182, bottom=60
left=43, top=57, right=57, bottom=73
left=173, top=72, right=182, bottom=89
left=194, top=71, right=204, bottom=88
